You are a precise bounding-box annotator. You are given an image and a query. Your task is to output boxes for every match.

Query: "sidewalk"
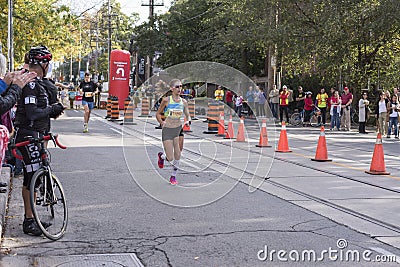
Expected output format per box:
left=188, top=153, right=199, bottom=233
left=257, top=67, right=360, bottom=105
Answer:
left=0, top=167, right=11, bottom=241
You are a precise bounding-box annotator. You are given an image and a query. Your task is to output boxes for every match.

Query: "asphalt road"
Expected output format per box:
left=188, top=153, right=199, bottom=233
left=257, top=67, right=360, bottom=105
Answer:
left=1, top=109, right=400, bottom=267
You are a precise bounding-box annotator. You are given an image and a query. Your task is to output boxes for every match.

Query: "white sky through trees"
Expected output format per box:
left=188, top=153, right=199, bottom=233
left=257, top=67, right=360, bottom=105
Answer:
left=56, top=0, right=172, bottom=24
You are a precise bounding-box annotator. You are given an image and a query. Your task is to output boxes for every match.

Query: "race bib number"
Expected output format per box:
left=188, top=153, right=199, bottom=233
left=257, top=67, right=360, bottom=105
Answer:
left=169, top=109, right=183, bottom=119
left=85, top=92, right=93, bottom=97
left=24, top=96, right=37, bottom=104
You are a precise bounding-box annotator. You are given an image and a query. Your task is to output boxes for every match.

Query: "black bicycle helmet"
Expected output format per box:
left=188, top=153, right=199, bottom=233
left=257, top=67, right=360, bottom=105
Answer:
left=28, top=45, right=52, bottom=64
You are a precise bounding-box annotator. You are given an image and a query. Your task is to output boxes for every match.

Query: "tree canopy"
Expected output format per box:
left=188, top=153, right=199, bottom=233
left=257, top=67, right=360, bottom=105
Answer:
left=133, top=0, right=400, bottom=93
left=1, top=0, right=138, bottom=81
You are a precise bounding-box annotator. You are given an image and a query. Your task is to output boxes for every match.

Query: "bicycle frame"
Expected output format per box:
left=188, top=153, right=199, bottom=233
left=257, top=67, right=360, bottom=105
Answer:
left=12, top=134, right=65, bottom=204
left=11, top=133, right=68, bottom=240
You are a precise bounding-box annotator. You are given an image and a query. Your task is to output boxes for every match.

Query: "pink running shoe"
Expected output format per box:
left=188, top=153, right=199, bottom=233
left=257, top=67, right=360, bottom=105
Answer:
left=170, top=176, right=178, bottom=185
left=158, top=152, right=164, bottom=168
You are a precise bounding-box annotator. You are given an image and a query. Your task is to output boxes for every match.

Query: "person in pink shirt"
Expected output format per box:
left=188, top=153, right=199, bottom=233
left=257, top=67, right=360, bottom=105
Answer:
left=303, top=91, right=314, bottom=126
left=330, top=90, right=341, bottom=130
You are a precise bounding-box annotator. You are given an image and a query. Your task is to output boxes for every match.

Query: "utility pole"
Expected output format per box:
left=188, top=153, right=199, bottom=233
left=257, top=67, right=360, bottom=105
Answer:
left=7, top=0, right=14, bottom=71
left=141, top=0, right=164, bottom=21
left=107, top=0, right=112, bottom=82
left=70, top=53, right=73, bottom=83
left=141, top=0, right=164, bottom=80
left=105, top=0, right=117, bottom=82
left=95, top=17, right=99, bottom=74
left=78, top=19, right=82, bottom=81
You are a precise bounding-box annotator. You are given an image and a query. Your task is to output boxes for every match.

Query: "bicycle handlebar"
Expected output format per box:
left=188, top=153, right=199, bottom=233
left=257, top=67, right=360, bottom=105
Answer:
left=11, top=134, right=67, bottom=160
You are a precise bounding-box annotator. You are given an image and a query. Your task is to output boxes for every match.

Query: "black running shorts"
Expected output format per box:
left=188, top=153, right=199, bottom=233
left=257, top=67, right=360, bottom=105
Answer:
left=162, top=126, right=184, bottom=141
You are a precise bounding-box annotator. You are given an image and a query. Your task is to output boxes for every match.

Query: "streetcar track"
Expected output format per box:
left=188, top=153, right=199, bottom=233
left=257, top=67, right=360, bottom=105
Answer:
left=143, top=117, right=400, bottom=194
left=95, top=113, right=400, bottom=234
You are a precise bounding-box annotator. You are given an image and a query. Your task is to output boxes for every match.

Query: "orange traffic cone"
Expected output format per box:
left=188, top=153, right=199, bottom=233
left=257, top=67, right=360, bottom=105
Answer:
left=183, top=117, right=192, bottom=132
left=275, top=122, right=292, bottom=152
left=311, top=126, right=332, bottom=162
left=216, top=112, right=225, bottom=137
left=365, top=133, right=390, bottom=175
left=224, top=115, right=235, bottom=139
left=236, top=117, right=246, bottom=142
left=256, top=119, right=271, bottom=147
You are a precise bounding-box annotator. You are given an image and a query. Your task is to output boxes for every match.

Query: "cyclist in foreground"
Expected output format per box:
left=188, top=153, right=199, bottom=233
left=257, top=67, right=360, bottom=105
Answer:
left=14, top=45, right=65, bottom=236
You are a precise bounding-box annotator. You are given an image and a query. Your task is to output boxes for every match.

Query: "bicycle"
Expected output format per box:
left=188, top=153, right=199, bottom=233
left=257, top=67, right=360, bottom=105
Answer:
left=351, top=106, right=359, bottom=125
left=11, top=133, right=68, bottom=240
left=290, top=107, right=321, bottom=127
left=289, top=109, right=305, bottom=127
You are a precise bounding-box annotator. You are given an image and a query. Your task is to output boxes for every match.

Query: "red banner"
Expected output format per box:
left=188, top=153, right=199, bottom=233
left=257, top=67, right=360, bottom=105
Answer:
left=109, top=50, right=131, bottom=109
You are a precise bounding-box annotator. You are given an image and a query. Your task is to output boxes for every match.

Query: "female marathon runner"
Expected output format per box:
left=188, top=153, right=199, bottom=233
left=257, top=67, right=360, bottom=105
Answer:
left=156, top=79, right=191, bottom=185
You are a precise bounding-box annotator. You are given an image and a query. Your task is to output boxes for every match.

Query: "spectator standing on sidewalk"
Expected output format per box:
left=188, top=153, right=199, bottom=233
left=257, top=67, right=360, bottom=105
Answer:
left=387, top=94, right=399, bottom=139
left=287, top=86, right=294, bottom=114
left=258, top=87, right=267, bottom=117
left=68, top=87, right=76, bottom=109
left=375, top=91, right=388, bottom=136
left=316, top=88, right=329, bottom=126
left=295, top=86, right=305, bottom=114
left=279, top=85, right=290, bottom=124
left=234, top=92, right=244, bottom=118
left=304, top=91, right=314, bottom=126
left=254, top=86, right=260, bottom=117
left=214, top=85, right=224, bottom=102
left=269, top=85, right=279, bottom=120
left=330, top=90, right=341, bottom=130
left=340, top=87, right=353, bottom=131
left=225, top=90, right=234, bottom=114
left=246, top=86, right=255, bottom=118
left=358, top=92, right=369, bottom=134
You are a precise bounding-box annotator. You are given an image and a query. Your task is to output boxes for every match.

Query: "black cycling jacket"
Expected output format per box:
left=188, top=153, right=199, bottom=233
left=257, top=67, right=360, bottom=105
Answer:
left=14, top=78, right=52, bottom=132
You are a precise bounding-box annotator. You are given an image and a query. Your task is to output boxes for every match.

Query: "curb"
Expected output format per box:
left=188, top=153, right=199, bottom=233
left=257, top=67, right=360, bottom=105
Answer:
left=0, top=166, right=11, bottom=241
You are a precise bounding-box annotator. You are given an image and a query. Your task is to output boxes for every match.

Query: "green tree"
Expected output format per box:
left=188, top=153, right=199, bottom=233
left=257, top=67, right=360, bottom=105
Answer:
left=0, top=0, right=78, bottom=67
left=132, top=0, right=400, bottom=95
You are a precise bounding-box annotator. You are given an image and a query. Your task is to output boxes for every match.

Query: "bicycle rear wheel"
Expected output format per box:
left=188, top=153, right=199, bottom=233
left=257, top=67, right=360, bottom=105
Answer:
left=290, top=113, right=302, bottom=127
left=30, top=168, right=68, bottom=240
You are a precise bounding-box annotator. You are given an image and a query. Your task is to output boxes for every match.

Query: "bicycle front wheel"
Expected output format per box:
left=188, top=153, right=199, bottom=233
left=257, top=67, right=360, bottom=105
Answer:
left=310, top=115, right=319, bottom=127
left=30, top=168, right=68, bottom=240
left=290, top=113, right=302, bottom=127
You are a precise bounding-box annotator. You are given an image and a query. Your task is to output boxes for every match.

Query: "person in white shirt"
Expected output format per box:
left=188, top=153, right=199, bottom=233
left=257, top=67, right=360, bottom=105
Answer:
left=376, top=92, right=388, bottom=136
left=387, top=94, right=399, bottom=139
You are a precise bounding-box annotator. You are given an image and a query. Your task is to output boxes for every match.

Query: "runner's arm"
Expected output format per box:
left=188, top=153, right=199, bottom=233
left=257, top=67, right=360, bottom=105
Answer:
left=183, top=99, right=191, bottom=124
